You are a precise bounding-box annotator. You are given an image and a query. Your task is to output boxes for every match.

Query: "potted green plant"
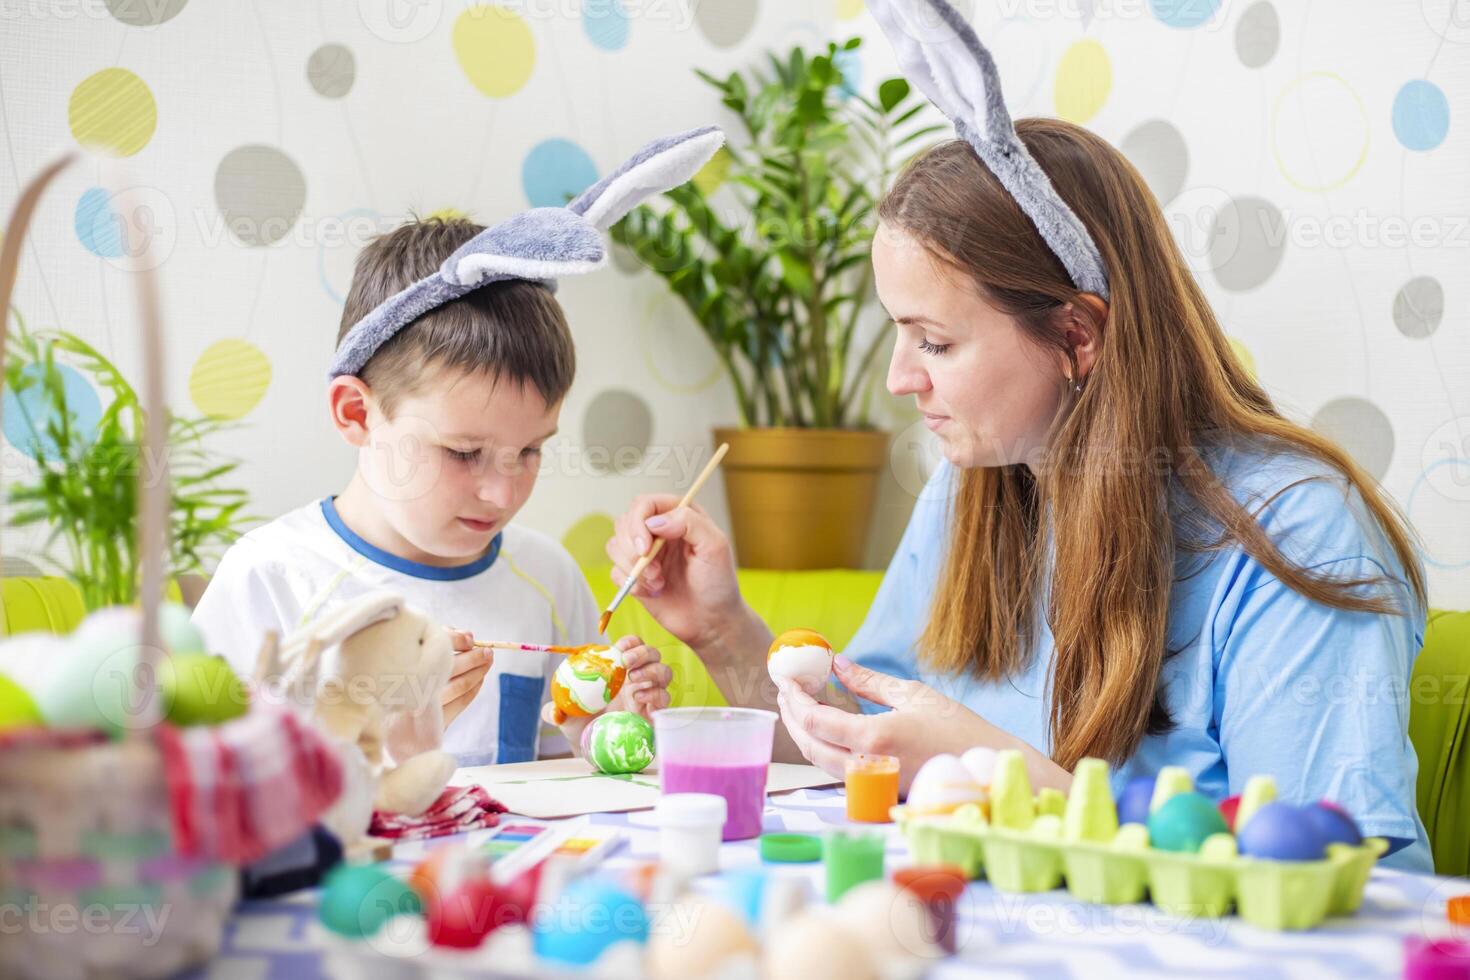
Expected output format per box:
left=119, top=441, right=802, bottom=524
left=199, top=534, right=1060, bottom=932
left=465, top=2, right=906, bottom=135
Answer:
left=611, top=38, right=941, bottom=568
left=4, top=311, right=253, bottom=609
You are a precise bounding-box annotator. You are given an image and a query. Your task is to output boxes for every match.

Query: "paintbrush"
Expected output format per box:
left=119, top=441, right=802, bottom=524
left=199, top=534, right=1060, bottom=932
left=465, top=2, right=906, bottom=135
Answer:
left=596, top=442, right=729, bottom=636
left=473, top=641, right=593, bottom=656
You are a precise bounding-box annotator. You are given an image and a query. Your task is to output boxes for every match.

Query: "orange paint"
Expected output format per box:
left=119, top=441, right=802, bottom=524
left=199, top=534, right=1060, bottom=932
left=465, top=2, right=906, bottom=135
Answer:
left=846, top=754, right=900, bottom=823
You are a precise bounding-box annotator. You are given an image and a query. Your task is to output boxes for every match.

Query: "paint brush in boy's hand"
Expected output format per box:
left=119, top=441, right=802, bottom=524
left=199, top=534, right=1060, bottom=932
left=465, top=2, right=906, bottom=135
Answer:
left=596, top=442, right=729, bottom=636
left=473, top=641, right=590, bottom=656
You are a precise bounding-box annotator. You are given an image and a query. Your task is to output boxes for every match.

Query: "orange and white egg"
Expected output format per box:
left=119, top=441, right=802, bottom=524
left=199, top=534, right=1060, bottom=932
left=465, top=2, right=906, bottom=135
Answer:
left=767, top=628, right=834, bottom=696
left=551, top=645, right=627, bottom=720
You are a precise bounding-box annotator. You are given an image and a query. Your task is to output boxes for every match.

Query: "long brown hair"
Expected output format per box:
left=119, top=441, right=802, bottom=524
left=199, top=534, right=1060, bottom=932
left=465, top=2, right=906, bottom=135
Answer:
left=880, top=121, right=1426, bottom=770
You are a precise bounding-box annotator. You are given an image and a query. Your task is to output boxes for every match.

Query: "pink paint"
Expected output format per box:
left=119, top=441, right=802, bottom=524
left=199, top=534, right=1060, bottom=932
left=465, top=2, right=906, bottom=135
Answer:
left=660, top=761, right=768, bottom=841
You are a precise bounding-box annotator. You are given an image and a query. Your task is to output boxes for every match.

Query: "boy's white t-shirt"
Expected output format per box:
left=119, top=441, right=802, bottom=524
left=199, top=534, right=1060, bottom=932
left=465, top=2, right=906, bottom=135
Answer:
left=191, top=497, right=602, bottom=766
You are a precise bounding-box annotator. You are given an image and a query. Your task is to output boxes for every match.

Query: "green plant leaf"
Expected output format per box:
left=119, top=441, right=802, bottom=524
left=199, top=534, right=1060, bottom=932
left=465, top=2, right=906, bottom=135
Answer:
left=879, top=77, right=911, bottom=113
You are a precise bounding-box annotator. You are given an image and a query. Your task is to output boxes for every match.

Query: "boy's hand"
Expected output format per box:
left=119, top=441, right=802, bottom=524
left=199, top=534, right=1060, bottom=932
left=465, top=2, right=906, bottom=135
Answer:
left=442, top=628, right=492, bottom=730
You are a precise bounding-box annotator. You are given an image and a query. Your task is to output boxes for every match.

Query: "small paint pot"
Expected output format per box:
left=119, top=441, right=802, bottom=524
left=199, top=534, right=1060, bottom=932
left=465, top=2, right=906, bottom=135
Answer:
left=655, top=792, right=727, bottom=877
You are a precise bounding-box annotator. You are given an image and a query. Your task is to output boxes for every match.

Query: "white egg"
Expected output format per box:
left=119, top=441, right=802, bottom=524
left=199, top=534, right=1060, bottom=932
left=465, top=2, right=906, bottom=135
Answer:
left=764, top=908, right=878, bottom=980
left=835, top=881, right=941, bottom=966
left=647, top=896, right=759, bottom=980
left=960, top=746, right=997, bottom=787
left=766, top=644, right=833, bottom=696
left=905, top=754, right=987, bottom=816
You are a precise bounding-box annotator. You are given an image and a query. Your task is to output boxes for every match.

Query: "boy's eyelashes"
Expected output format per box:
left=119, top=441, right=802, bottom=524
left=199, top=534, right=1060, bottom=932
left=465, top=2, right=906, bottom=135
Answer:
left=441, top=445, right=544, bottom=465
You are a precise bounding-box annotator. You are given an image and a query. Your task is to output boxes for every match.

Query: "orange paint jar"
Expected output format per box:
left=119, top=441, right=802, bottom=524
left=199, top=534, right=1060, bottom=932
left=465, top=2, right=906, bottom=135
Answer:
left=845, top=754, right=900, bottom=823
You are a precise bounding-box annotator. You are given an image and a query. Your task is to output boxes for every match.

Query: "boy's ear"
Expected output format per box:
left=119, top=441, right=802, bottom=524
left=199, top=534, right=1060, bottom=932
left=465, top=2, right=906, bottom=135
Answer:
left=328, top=375, right=374, bottom=447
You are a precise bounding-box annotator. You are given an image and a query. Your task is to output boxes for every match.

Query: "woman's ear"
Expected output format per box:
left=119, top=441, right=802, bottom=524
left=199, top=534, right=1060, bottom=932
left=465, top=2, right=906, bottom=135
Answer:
left=328, top=375, right=374, bottom=447
left=1061, top=293, right=1107, bottom=379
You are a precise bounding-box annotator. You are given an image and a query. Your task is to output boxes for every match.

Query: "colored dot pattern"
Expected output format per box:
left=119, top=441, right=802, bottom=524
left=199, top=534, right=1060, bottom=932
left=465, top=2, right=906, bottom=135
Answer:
left=189, top=339, right=272, bottom=420
left=68, top=68, right=157, bottom=157
left=214, top=145, right=307, bottom=247
left=522, top=138, right=599, bottom=208
left=453, top=6, right=536, bottom=99
left=3, top=363, right=103, bottom=459
left=28, top=2, right=1468, bottom=602
left=1054, top=41, right=1111, bottom=124
left=1393, top=80, right=1450, bottom=151
left=584, top=0, right=630, bottom=51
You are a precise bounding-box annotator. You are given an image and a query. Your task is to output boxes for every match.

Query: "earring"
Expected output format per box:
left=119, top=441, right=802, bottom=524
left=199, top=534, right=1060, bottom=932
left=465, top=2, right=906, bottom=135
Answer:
left=1063, top=370, right=1084, bottom=396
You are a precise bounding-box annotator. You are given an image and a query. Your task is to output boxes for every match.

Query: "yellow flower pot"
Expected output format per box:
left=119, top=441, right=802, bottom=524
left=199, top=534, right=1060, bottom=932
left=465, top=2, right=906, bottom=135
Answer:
left=715, top=427, right=889, bottom=570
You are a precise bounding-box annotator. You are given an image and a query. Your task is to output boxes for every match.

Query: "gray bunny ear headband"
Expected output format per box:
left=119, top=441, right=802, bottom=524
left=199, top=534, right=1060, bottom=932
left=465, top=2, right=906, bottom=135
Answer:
left=867, top=0, right=1110, bottom=299
left=328, top=125, right=726, bottom=379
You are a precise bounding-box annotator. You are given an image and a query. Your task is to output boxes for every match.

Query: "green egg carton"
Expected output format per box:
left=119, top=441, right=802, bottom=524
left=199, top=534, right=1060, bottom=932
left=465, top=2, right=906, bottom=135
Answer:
left=892, top=804, right=987, bottom=879
left=1231, top=837, right=1389, bottom=930
left=1143, top=838, right=1239, bottom=919
left=895, top=754, right=1388, bottom=931
left=979, top=823, right=1064, bottom=893
left=1058, top=825, right=1152, bottom=905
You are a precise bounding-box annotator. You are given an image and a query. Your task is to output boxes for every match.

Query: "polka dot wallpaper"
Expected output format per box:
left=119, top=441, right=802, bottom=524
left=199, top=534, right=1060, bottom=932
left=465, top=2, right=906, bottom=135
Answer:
left=0, top=1, right=1467, bottom=604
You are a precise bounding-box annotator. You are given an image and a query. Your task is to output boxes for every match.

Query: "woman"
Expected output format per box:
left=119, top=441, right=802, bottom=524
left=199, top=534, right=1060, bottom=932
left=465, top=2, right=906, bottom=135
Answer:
left=607, top=34, right=1430, bottom=872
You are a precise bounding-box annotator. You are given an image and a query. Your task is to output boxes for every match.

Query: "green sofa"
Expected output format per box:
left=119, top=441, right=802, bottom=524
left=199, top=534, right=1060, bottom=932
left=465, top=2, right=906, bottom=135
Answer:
left=5, top=568, right=1465, bottom=877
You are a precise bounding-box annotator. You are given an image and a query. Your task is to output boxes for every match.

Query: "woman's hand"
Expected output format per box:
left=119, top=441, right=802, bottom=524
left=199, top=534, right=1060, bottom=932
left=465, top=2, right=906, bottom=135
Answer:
left=605, top=635, right=674, bottom=720
left=607, top=495, right=745, bottom=651
left=442, top=628, right=492, bottom=730
left=775, top=656, right=1073, bottom=794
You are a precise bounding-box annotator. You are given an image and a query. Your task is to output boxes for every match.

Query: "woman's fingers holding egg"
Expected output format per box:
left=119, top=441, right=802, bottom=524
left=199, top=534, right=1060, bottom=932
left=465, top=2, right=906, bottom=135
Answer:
left=777, top=676, right=869, bottom=752
left=776, top=679, right=850, bottom=776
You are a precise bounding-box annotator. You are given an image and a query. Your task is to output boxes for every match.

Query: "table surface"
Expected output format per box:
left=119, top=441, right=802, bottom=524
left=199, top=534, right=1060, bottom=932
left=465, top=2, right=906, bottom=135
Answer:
left=193, top=786, right=1467, bottom=980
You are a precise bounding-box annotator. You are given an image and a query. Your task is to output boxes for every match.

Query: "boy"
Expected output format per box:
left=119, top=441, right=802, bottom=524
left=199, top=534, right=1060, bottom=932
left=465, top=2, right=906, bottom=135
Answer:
left=192, top=127, right=724, bottom=765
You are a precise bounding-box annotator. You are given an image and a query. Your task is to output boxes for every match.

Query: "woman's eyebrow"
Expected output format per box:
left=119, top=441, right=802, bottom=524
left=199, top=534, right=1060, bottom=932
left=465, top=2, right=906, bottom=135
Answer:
left=893, top=314, right=947, bottom=330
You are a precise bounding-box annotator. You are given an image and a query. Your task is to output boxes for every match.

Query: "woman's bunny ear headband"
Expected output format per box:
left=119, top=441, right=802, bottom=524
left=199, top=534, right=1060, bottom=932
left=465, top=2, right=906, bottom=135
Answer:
left=328, top=125, right=726, bottom=379
left=867, top=0, right=1110, bottom=300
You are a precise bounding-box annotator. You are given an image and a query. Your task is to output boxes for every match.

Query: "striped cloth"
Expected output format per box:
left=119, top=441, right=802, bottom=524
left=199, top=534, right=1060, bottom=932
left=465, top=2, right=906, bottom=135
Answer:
left=155, top=704, right=343, bottom=865
left=369, top=784, right=507, bottom=841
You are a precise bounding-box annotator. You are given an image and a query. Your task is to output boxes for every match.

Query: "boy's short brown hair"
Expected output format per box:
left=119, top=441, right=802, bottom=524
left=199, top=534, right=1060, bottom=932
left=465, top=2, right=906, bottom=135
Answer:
left=337, top=216, right=576, bottom=414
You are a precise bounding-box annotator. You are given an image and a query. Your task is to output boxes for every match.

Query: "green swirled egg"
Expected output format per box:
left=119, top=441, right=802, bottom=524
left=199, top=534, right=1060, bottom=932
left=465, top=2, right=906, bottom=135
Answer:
left=581, top=710, right=654, bottom=774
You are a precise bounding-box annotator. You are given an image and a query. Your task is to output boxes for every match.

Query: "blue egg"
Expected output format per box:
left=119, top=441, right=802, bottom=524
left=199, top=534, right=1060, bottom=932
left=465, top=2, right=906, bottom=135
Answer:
left=1116, top=775, right=1156, bottom=825
left=1146, top=792, right=1228, bottom=853
left=1303, top=802, right=1362, bottom=848
left=532, top=877, right=648, bottom=966
left=1237, top=802, right=1329, bottom=861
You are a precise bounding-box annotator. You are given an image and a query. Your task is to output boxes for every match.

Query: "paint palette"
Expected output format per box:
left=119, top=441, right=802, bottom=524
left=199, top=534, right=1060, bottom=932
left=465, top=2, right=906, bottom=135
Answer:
left=480, top=823, right=626, bottom=872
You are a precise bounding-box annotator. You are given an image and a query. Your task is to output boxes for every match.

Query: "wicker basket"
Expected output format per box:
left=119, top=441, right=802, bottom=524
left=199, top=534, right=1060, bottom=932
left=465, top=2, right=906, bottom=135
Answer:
left=0, top=737, right=237, bottom=979
left=0, top=155, right=237, bottom=978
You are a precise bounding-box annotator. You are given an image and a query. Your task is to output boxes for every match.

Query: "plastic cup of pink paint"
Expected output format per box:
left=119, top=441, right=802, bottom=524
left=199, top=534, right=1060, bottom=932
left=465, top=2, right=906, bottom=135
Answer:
left=652, top=707, right=777, bottom=841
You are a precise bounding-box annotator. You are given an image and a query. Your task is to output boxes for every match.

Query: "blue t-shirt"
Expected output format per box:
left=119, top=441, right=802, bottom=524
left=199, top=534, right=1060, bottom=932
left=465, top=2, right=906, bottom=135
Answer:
left=844, top=439, right=1432, bottom=872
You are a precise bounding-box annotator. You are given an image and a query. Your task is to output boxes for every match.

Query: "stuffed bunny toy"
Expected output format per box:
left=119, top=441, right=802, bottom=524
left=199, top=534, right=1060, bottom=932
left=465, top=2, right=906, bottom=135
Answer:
left=258, top=592, right=455, bottom=844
